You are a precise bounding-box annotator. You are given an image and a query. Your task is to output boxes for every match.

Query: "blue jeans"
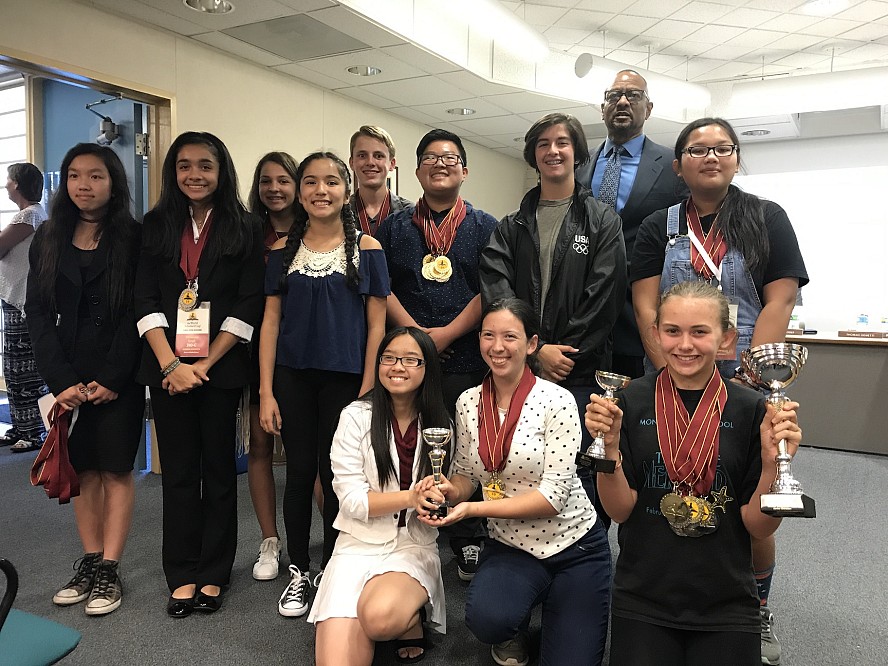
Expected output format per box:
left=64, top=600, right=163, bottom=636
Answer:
left=465, top=523, right=611, bottom=666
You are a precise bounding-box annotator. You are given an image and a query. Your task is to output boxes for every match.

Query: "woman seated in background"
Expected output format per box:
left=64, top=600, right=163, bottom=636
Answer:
left=310, top=327, right=450, bottom=665
left=418, top=298, right=611, bottom=666
left=26, top=144, right=142, bottom=616
left=586, top=281, right=802, bottom=665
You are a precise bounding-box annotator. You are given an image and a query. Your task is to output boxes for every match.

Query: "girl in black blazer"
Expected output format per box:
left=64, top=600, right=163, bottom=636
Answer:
left=26, top=143, right=142, bottom=617
left=135, top=131, right=264, bottom=617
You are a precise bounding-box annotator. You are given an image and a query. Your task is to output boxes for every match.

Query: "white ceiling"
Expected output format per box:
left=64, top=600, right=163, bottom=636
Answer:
left=77, top=0, right=888, bottom=158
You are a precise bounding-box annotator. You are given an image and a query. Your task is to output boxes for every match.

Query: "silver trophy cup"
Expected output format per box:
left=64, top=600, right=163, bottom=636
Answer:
left=576, top=370, right=631, bottom=474
left=423, top=427, right=452, bottom=518
left=741, top=343, right=815, bottom=518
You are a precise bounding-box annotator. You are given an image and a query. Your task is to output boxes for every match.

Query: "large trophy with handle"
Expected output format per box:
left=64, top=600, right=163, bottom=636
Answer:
left=423, top=427, right=452, bottom=518
left=576, top=370, right=631, bottom=473
left=741, top=343, right=815, bottom=518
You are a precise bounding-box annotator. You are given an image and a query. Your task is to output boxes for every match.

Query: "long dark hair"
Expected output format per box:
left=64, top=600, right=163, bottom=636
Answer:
left=278, top=152, right=359, bottom=292
left=142, top=131, right=252, bottom=261
left=674, top=117, right=769, bottom=273
left=481, top=297, right=542, bottom=375
left=362, top=327, right=450, bottom=488
left=37, top=143, right=137, bottom=318
left=248, top=151, right=300, bottom=221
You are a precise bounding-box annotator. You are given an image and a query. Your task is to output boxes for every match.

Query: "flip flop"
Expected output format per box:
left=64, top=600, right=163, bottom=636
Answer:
left=0, top=430, right=24, bottom=446
left=10, top=439, right=41, bottom=453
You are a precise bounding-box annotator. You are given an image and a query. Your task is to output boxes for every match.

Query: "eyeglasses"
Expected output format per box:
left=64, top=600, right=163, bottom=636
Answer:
left=419, top=153, right=463, bottom=167
left=683, top=144, right=738, bottom=159
left=379, top=354, right=426, bottom=368
left=603, top=89, right=647, bottom=104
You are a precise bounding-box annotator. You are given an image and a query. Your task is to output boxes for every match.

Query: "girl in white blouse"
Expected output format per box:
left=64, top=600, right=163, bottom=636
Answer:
left=417, top=297, right=611, bottom=666
left=311, top=327, right=451, bottom=665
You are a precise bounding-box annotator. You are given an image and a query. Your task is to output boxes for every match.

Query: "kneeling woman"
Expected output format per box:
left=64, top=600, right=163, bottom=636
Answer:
left=310, top=327, right=450, bottom=665
left=585, top=281, right=802, bottom=665
left=418, top=298, right=611, bottom=666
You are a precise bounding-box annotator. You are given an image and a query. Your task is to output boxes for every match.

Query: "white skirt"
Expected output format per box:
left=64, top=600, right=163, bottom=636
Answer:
left=307, top=529, right=446, bottom=633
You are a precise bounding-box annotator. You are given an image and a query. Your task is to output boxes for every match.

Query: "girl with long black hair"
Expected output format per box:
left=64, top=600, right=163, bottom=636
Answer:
left=258, top=151, right=388, bottom=618
left=310, top=327, right=450, bottom=665
left=135, top=131, right=264, bottom=617
left=26, top=143, right=142, bottom=616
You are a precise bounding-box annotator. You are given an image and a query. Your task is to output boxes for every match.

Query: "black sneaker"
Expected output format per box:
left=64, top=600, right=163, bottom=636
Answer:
left=53, top=552, right=102, bottom=605
left=85, top=560, right=122, bottom=616
left=456, top=543, right=482, bottom=581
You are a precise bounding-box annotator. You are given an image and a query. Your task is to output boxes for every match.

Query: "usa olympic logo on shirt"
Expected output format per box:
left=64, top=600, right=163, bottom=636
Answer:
left=573, top=234, right=589, bottom=255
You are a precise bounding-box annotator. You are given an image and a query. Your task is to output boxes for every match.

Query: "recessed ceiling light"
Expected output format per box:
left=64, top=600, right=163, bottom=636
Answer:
left=446, top=107, right=476, bottom=116
left=347, top=66, right=382, bottom=76
left=184, top=0, right=234, bottom=14
left=741, top=129, right=771, bottom=136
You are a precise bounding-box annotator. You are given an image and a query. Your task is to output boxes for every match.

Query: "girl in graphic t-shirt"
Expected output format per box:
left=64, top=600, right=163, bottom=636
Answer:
left=585, top=280, right=803, bottom=665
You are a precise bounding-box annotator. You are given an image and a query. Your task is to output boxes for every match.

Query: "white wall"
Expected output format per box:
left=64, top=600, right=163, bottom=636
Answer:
left=0, top=0, right=527, bottom=218
left=736, top=133, right=888, bottom=332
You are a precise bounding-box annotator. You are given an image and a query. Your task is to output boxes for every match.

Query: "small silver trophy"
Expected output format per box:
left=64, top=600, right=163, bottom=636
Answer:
left=576, top=370, right=631, bottom=474
left=741, top=343, right=815, bottom=518
left=423, top=427, right=452, bottom=518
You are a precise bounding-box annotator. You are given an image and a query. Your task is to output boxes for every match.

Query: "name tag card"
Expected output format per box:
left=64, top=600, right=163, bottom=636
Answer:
left=176, top=302, right=210, bottom=357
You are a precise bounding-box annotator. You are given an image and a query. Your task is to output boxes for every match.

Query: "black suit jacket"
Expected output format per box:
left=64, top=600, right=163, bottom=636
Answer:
left=134, top=212, right=265, bottom=389
left=25, top=221, right=142, bottom=396
left=576, top=137, right=685, bottom=356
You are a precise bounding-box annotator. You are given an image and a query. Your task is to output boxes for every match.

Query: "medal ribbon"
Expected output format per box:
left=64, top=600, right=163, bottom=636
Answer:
left=355, top=190, right=392, bottom=237
left=179, top=212, right=213, bottom=283
left=655, top=367, right=727, bottom=497
left=411, top=196, right=467, bottom=257
left=686, top=197, right=727, bottom=282
left=476, top=365, right=536, bottom=473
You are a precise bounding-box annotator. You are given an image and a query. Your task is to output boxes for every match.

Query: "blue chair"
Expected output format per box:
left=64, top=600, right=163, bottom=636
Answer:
left=0, top=558, right=81, bottom=665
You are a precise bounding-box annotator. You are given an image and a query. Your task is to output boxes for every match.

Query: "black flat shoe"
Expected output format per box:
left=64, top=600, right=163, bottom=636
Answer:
left=167, top=595, right=194, bottom=618
left=193, top=591, right=223, bottom=613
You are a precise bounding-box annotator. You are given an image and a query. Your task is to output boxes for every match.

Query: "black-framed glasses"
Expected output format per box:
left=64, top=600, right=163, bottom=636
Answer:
left=603, top=89, right=647, bottom=104
left=684, top=144, right=738, bottom=159
left=379, top=354, right=426, bottom=368
left=419, top=153, right=463, bottom=167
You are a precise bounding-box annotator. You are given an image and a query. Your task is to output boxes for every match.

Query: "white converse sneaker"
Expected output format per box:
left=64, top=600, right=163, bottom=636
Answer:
left=252, top=537, right=281, bottom=581
left=278, top=565, right=310, bottom=617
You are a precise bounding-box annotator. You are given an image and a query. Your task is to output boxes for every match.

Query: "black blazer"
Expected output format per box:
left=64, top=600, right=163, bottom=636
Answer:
left=576, top=137, right=686, bottom=356
left=25, top=221, right=142, bottom=396
left=134, top=212, right=264, bottom=389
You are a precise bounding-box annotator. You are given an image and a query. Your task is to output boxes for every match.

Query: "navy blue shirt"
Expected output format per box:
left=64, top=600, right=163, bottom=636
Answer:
left=377, top=203, right=497, bottom=374
left=265, top=244, right=389, bottom=375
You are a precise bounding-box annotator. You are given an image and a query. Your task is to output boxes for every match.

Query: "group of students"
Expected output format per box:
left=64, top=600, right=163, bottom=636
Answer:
left=4, top=94, right=808, bottom=665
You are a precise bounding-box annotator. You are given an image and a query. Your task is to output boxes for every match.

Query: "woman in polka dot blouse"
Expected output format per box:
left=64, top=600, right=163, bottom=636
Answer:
left=416, top=297, right=610, bottom=666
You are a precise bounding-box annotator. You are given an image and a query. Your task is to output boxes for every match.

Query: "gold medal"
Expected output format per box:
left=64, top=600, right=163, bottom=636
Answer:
left=421, top=254, right=452, bottom=282
left=483, top=473, right=506, bottom=501
left=178, top=287, right=198, bottom=312
left=683, top=495, right=713, bottom=526
left=660, top=492, right=690, bottom=529
left=422, top=253, right=434, bottom=265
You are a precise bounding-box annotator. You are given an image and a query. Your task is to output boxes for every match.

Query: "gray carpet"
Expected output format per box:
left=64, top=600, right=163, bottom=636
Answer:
left=1, top=443, right=886, bottom=665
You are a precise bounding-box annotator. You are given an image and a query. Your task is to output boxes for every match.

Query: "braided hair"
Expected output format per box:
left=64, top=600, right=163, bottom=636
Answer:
left=278, top=151, right=360, bottom=292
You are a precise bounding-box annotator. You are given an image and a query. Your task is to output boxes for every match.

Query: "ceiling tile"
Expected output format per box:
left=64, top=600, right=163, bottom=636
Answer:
left=668, top=56, right=723, bottom=79
left=447, top=114, right=534, bottom=136
left=835, top=0, right=888, bottom=22
left=665, top=39, right=732, bottom=56
left=841, top=42, right=888, bottom=62
left=624, top=0, right=693, bottom=20
left=523, top=0, right=578, bottom=8
left=357, top=75, right=472, bottom=106
left=715, top=7, right=782, bottom=29
left=520, top=4, right=572, bottom=26
left=837, top=23, right=888, bottom=42
left=274, top=62, right=359, bottom=90
left=409, top=97, right=513, bottom=121
left=224, top=14, right=370, bottom=60
left=555, top=9, right=613, bottom=31
left=600, top=14, right=660, bottom=36
left=668, top=2, right=734, bottom=24
left=642, top=19, right=703, bottom=40
left=698, top=60, right=763, bottom=80
left=544, top=26, right=597, bottom=45
left=331, top=85, right=401, bottom=109
left=296, top=50, right=428, bottom=86
left=276, top=0, right=333, bottom=9
left=600, top=49, right=649, bottom=66
left=484, top=91, right=576, bottom=114
left=724, top=28, right=785, bottom=49
left=390, top=106, right=439, bottom=127
left=771, top=51, right=832, bottom=68
left=468, top=134, right=512, bottom=150
left=686, top=24, right=749, bottom=44
left=759, top=13, right=821, bottom=33
left=800, top=17, right=861, bottom=37
left=87, top=0, right=208, bottom=36
left=143, top=0, right=295, bottom=30
left=437, top=71, right=518, bottom=97
left=746, top=0, right=807, bottom=11
left=192, top=31, right=291, bottom=66
left=309, top=6, right=405, bottom=48
left=380, top=44, right=461, bottom=75
left=573, top=0, right=637, bottom=11
left=765, top=32, right=828, bottom=50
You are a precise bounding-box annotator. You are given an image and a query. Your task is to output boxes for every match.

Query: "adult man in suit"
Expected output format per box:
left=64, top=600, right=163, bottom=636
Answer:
left=576, top=69, right=684, bottom=379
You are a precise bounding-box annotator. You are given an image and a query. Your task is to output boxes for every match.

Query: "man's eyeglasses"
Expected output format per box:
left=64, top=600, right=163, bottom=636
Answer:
left=603, top=89, right=647, bottom=104
left=419, top=153, right=463, bottom=167
left=379, top=354, right=426, bottom=368
left=683, top=144, right=738, bottom=159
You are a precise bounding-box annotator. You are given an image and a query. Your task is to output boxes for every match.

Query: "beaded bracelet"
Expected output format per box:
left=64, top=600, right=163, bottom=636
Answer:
left=161, top=357, right=181, bottom=377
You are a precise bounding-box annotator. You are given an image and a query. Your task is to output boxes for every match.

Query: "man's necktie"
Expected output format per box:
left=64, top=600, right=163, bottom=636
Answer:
left=598, top=145, right=624, bottom=209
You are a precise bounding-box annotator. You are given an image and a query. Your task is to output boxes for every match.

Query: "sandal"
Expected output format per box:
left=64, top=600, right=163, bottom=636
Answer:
left=0, top=429, right=23, bottom=446
left=10, top=439, right=42, bottom=453
left=394, top=608, right=427, bottom=664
